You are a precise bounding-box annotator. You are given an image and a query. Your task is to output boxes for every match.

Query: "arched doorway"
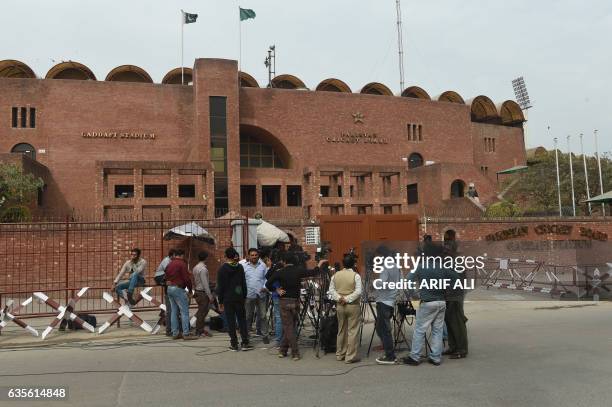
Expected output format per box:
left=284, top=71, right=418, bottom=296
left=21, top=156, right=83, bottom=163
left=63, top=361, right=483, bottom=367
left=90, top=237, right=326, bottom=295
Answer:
left=11, top=143, right=36, bottom=160
left=408, top=153, right=424, bottom=169
left=450, top=180, right=465, bottom=198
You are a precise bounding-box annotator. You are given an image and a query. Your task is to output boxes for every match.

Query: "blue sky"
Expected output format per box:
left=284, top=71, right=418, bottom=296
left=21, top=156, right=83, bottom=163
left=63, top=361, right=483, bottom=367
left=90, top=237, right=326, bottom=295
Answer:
left=3, top=0, right=611, bottom=154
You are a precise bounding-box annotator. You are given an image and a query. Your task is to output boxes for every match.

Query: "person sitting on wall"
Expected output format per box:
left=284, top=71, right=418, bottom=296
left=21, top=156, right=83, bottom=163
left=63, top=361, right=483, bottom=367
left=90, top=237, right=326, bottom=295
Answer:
left=467, top=183, right=479, bottom=202
left=113, top=248, right=147, bottom=306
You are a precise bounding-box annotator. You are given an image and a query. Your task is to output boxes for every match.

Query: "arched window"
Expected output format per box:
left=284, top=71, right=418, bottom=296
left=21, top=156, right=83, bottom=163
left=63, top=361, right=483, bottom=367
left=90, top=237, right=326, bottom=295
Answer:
left=11, top=143, right=36, bottom=160
left=240, top=135, right=286, bottom=168
left=408, top=153, right=423, bottom=169
left=450, top=180, right=465, bottom=198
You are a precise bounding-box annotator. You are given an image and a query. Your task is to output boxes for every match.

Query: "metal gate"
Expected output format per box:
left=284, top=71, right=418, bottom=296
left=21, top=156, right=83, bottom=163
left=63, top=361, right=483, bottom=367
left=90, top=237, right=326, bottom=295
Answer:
left=319, top=215, right=419, bottom=266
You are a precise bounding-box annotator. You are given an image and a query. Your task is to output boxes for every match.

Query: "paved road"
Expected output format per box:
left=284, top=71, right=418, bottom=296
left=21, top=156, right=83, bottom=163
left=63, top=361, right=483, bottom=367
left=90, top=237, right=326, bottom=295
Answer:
left=0, top=300, right=610, bottom=407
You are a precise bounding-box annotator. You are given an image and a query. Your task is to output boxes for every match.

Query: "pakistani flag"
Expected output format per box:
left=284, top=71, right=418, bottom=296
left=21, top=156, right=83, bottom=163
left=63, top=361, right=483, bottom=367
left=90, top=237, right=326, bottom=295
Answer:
left=239, top=7, right=256, bottom=21
left=183, top=11, right=198, bottom=24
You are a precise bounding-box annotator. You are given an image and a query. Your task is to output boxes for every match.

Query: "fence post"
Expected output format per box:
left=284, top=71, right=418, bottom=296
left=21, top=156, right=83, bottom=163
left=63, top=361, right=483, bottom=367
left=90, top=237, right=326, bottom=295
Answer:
left=64, top=215, right=70, bottom=304
left=160, top=212, right=164, bottom=264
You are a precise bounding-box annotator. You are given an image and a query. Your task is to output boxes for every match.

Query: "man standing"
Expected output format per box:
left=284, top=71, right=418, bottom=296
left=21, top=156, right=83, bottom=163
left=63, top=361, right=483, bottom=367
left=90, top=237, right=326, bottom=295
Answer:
left=443, top=233, right=468, bottom=359
left=113, top=248, right=147, bottom=306
left=217, top=247, right=253, bottom=351
left=373, top=245, right=402, bottom=365
left=266, top=253, right=328, bottom=361
left=241, top=248, right=270, bottom=344
left=264, top=255, right=284, bottom=347
left=164, top=249, right=198, bottom=340
left=192, top=251, right=214, bottom=337
left=403, top=242, right=448, bottom=366
left=154, top=248, right=175, bottom=336
left=328, top=255, right=362, bottom=364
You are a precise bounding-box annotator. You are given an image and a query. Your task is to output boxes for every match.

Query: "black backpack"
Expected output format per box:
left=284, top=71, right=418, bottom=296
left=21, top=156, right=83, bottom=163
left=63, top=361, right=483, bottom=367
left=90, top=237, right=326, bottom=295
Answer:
left=319, top=315, right=338, bottom=354
left=59, top=313, right=97, bottom=330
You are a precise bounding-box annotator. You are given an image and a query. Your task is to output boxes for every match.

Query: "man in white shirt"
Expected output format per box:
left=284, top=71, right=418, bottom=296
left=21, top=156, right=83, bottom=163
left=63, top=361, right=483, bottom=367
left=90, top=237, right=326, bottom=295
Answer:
left=240, top=248, right=270, bottom=344
left=328, top=255, right=363, bottom=364
left=113, top=248, right=147, bottom=305
left=192, top=251, right=214, bottom=337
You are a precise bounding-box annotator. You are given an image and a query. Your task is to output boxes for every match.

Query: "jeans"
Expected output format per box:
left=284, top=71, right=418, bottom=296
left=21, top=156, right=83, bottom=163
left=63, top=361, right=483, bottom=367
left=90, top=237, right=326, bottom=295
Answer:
left=167, top=285, right=190, bottom=336
left=164, top=289, right=173, bottom=334
left=272, top=297, right=283, bottom=345
left=115, top=273, right=145, bottom=297
left=375, top=302, right=396, bottom=359
left=410, top=300, right=446, bottom=364
left=224, top=301, right=249, bottom=347
left=246, top=294, right=269, bottom=338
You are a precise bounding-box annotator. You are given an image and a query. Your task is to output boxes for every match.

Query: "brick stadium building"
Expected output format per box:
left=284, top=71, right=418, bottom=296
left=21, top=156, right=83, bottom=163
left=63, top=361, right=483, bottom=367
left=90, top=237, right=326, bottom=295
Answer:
left=0, top=58, right=526, bottom=220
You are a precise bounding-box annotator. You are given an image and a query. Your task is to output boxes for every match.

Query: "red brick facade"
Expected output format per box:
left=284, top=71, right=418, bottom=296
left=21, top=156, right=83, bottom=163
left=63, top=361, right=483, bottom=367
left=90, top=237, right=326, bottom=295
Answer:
left=0, top=58, right=526, bottom=220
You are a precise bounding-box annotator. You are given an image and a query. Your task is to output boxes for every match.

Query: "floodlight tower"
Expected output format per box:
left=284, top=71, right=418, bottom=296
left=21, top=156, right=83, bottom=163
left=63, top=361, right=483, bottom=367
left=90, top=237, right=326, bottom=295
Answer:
left=395, top=0, right=405, bottom=93
left=512, top=77, right=533, bottom=146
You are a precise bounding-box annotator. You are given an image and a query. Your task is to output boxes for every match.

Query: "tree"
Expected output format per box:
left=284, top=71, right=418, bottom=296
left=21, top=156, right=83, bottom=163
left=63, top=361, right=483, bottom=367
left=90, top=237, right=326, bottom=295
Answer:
left=506, top=151, right=612, bottom=216
left=0, top=163, right=44, bottom=222
left=485, top=200, right=522, bottom=218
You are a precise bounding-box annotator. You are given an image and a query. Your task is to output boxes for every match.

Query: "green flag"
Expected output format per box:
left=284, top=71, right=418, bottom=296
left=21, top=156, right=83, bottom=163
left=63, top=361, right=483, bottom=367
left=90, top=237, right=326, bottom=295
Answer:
left=239, top=7, right=256, bottom=21
left=183, top=11, right=198, bottom=24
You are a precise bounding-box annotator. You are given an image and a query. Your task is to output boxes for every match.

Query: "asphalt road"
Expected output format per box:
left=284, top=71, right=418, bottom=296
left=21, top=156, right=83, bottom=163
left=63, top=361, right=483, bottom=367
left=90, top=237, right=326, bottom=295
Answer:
left=0, top=300, right=610, bottom=407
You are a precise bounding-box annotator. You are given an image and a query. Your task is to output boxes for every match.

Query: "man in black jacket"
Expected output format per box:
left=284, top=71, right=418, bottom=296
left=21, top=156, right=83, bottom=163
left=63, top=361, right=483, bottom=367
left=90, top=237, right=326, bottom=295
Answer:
left=265, top=252, right=328, bottom=360
left=216, top=247, right=253, bottom=352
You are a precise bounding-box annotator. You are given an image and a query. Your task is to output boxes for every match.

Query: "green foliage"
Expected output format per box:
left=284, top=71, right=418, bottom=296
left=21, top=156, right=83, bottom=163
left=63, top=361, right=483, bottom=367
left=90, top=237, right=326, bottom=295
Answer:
left=506, top=151, right=612, bottom=216
left=485, top=200, right=522, bottom=218
left=0, top=163, right=44, bottom=222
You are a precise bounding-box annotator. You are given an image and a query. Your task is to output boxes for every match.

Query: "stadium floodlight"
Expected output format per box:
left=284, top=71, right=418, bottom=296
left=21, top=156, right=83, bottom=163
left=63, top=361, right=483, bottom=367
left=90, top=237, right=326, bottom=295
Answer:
left=512, top=76, right=532, bottom=110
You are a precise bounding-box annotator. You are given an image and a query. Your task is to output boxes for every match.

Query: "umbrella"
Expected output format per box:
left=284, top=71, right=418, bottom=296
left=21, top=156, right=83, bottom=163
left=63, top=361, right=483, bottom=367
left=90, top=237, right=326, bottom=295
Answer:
left=584, top=191, right=612, bottom=204
left=163, top=222, right=215, bottom=266
left=163, top=222, right=215, bottom=244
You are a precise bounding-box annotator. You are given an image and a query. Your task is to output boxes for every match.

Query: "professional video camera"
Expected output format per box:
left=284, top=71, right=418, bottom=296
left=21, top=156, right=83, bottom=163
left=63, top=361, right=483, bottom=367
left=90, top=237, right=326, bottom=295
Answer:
left=315, top=241, right=332, bottom=262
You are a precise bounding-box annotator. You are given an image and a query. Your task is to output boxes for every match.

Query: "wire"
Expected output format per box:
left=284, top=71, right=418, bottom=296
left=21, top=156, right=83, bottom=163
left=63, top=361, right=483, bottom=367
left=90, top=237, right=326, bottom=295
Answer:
left=0, top=364, right=382, bottom=379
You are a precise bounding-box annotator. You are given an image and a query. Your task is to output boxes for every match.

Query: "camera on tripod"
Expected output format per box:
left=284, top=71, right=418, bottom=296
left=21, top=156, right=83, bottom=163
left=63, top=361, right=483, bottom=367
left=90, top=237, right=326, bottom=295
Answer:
left=397, top=301, right=417, bottom=317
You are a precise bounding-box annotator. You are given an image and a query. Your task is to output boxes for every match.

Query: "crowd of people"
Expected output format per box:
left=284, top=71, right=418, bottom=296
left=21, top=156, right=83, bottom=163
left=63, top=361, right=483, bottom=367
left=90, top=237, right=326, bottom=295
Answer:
left=112, top=233, right=469, bottom=365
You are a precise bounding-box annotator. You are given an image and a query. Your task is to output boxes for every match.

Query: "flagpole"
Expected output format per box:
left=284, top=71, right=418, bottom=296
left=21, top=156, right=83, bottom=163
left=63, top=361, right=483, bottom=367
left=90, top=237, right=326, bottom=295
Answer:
left=239, top=6, right=242, bottom=73
left=594, top=129, right=605, bottom=216
left=567, top=135, right=576, bottom=216
left=553, top=131, right=562, bottom=217
left=580, top=133, right=592, bottom=215
left=181, top=10, right=185, bottom=85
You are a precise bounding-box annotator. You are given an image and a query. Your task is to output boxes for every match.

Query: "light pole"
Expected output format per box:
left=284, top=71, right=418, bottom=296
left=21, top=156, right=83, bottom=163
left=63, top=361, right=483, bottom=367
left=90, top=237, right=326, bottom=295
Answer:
left=567, top=135, right=576, bottom=216
left=580, top=133, right=592, bottom=215
left=553, top=133, right=562, bottom=217
left=512, top=77, right=533, bottom=146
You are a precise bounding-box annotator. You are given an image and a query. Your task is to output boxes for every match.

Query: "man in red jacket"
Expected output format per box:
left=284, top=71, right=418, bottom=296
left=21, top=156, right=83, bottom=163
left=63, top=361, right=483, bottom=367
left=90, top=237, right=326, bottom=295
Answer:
left=164, top=249, right=198, bottom=341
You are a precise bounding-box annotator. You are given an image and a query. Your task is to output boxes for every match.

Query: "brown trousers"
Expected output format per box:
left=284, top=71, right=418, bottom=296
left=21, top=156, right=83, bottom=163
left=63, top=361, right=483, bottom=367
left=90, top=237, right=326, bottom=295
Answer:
left=193, top=291, right=210, bottom=334
left=336, top=303, right=361, bottom=362
left=279, top=298, right=300, bottom=356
